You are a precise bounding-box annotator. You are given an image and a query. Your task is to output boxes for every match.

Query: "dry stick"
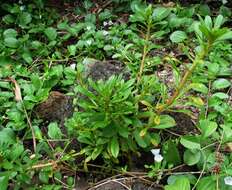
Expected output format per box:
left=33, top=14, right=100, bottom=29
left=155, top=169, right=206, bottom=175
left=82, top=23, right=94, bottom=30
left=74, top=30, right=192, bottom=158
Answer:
left=137, top=23, right=151, bottom=84
left=156, top=45, right=210, bottom=114
left=23, top=103, right=37, bottom=153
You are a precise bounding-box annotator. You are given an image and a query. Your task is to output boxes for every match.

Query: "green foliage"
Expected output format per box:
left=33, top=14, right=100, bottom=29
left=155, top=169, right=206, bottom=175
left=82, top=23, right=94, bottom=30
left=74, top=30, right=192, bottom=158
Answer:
left=0, top=0, right=232, bottom=189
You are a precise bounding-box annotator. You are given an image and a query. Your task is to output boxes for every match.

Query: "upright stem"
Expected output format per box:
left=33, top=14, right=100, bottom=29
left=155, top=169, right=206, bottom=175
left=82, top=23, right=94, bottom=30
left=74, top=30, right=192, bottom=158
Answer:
left=156, top=43, right=210, bottom=113
left=137, top=22, right=151, bottom=84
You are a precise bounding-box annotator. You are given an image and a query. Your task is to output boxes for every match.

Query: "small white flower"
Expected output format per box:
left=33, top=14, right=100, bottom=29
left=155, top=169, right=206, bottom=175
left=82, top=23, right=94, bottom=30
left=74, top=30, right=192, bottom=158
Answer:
left=20, top=5, right=25, bottom=11
left=108, top=20, right=113, bottom=25
left=102, top=30, right=109, bottom=36
left=103, top=21, right=108, bottom=26
left=86, top=40, right=92, bottom=46
left=154, top=154, right=163, bottom=162
left=70, top=64, right=76, bottom=70
left=224, top=176, right=232, bottom=186
left=222, top=0, right=228, bottom=5
left=151, top=149, right=160, bottom=155
left=86, top=26, right=91, bottom=30
left=151, top=149, right=163, bottom=162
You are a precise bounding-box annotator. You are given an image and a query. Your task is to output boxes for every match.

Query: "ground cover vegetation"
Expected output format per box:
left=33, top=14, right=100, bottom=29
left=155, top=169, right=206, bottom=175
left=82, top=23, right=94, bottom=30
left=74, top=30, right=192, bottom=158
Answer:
left=0, top=0, right=232, bottom=189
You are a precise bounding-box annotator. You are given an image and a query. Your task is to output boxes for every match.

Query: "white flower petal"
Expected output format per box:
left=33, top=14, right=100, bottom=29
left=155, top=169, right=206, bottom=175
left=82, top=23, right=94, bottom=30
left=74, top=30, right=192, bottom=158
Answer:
left=154, top=154, right=163, bottom=162
left=86, top=26, right=91, bottom=30
left=224, top=176, right=232, bottom=186
left=151, top=149, right=160, bottom=156
left=70, top=64, right=76, bottom=70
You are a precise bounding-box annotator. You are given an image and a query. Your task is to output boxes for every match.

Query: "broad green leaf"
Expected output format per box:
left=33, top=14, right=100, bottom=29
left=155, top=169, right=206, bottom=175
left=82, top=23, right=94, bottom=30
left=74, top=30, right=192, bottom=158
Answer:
left=198, top=4, right=211, bottom=16
left=212, top=92, right=229, bottom=99
left=3, top=29, right=17, bottom=38
left=48, top=122, right=62, bottom=139
left=180, top=136, right=201, bottom=150
left=153, top=7, right=170, bottom=21
left=44, top=27, right=57, bottom=41
left=0, top=176, right=8, bottom=190
left=204, top=16, right=212, bottom=29
left=199, top=120, right=217, bottom=138
left=22, top=52, right=33, bottom=64
left=170, top=31, right=187, bottom=43
left=67, top=45, right=77, bottom=56
left=0, top=128, right=16, bottom=144
left=184, top=149, right=201, bottom=166
left=2, top=14, right=15, bottom=24
left=134, top=130, right=148, bottom=148
left=189, top=83, right=208, bottom=94
left=214, top=15, right=224, bottom=29
left=39, top=171, right=49, bottom=184
left=91, top=146, right=103, bottom=160
left=197, top=176, right=216, bottom=190
left=4, top=37, right=19, bottom=48
left=165, top=177, right=191, bottom=190
left=110, top=137, right=119, bottom=158
left=164, top=141, right=181, bottom=165
left=212, top=78, right=231, bottom=89
left=11, top=143, right=24, bottom=160
left=168, top=175, right=197, bottom=186
left=19, top=12, right=32, bottom=27
left=153, top=115, right=176, bottom=129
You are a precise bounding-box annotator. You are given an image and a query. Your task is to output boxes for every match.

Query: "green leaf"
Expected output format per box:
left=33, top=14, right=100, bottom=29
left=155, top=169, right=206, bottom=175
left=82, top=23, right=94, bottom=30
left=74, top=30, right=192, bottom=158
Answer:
left=198, top=4, right=211, bottom=16
left=48, top=122, right=62, bottom=139
left=196, top=176, right=216, bottom=190
left=11, top=143, right=24, bottom=160
left=180, top=136, right=201, bottom=150
left=153, top=7, right=170, bottom=21
left=0, top=176, right=9, bottom=190
left=19, top=12, right=32, bottom=27
left=212, top=78, right=231, bottom=90
left=165, top=177, right=191, bottom=190
left=164, top=141, right=181, bottom=165
left=22, top=52, right=33, bottom=64
left=110, top=137, right=119, bottom=158
left=214, top=15, right=224, bottom=29
left=184, top=149, right=201, bottom=166
left=204, top=16, right=212, bottom=29
left=67, top=45, right=77, bottom=56
left=212, top=92, right=229, bottom=99
left=39, top=171, right=49, bottom=184
left=199, top=120, right=217, bottom=138
left=2, top=14, right=15, bottom=24
left=189, top=83, right=208, bottom=94
left=153, top=115, right=176, bottom=129
left=3, top=29, right=17, bottom=38
left=134, top=130, right=148, bottom=148
left=170, top=31, right=187, bottom=43
left=44, top=27, right=57, bottom=41
left=91, top=146, right=103, bottom=160
left=0, top=128, right=16, bottom=145
left=4, top=37, right=19, bottom=48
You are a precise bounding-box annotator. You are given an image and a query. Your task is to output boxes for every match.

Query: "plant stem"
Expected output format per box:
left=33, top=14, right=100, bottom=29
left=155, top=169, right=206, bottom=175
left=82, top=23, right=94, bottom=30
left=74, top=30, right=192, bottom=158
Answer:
left=137, top=22, right=151, bottom=84
left=156, top=43, right=210, bottom=113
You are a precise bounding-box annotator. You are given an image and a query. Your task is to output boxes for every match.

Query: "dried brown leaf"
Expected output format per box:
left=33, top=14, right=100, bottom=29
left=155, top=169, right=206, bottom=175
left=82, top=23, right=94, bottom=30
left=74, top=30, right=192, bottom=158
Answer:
left=7, top=77, right=22, bottom=102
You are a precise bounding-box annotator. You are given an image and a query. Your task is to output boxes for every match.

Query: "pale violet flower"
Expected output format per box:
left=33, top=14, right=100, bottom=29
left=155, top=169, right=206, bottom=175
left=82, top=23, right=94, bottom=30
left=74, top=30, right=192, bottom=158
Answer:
left=224, top=176, right=232, bottom=186
left=103, top=21, right=108, bottom=26
left=70, top=64, right=76, bottom=70
left=151, top=149, right=163, bottom=162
